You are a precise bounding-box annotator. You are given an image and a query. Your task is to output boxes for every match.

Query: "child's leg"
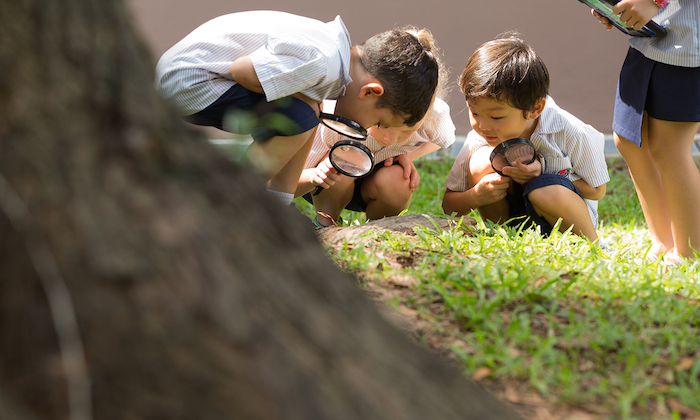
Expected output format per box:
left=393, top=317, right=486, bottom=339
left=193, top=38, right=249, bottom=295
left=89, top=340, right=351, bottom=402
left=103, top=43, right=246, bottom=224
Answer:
left=245, top=94, right=321, bottom=196
left=247, top=126, right=317, bottom=195
left=469, top=147, right=510, bottom=223
left=311, top=175, right=356, bottom=226
left=614, top=115, right=673, bottom=258
left=360, top=164, right=413, bottom=220
left=646, top=117, right=700, bottom=258
left=526, top=185, right=597, bottom=241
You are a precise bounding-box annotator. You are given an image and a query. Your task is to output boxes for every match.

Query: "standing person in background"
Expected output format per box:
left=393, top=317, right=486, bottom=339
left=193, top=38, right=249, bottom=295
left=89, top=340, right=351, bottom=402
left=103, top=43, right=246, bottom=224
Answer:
left=155, top=11, right=438, bottom=206
left=592, top=0, right=700, bottom=263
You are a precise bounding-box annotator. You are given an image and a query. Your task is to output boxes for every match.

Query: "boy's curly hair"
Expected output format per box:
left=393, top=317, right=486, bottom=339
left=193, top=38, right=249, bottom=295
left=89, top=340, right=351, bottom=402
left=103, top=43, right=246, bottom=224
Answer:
left=358, top=27, right=441, bottom=126
left=459, top=31, right=549, bottom=115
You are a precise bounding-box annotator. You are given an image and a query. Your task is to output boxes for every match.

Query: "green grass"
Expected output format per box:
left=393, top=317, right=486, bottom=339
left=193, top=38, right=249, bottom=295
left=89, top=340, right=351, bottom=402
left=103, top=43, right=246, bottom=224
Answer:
left=295, top=156, right=700, bottom=419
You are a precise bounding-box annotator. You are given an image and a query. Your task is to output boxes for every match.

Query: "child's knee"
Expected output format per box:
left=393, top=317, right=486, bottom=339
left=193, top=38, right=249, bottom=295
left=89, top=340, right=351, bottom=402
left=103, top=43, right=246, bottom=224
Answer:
left=527, top=184, right=579, bottom=209
left=363, top=165, right=412, bottom=206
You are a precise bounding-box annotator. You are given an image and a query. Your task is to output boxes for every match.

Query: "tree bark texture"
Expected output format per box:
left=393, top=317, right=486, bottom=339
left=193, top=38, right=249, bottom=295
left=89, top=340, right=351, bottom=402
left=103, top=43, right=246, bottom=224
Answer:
left=0, top=0, right=522, bottom=419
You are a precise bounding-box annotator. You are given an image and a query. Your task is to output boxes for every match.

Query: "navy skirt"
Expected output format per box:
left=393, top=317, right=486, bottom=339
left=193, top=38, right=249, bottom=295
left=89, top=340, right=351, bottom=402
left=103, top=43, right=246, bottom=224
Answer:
left=613, top=47, right=700, bottom=146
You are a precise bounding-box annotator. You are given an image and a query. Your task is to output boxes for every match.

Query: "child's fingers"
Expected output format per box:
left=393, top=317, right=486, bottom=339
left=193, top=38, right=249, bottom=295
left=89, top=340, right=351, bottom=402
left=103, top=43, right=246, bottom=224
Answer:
left=591, top=9, right=614, bottom=30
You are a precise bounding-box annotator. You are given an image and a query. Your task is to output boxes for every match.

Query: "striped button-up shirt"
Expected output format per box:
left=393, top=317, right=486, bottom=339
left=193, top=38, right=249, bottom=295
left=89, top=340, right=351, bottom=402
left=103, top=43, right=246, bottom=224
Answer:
left=630, top=0, right=700, bottom=68
left=155, top=11, right=352, bottom=116
left=445, top=97, right=610, bottom=227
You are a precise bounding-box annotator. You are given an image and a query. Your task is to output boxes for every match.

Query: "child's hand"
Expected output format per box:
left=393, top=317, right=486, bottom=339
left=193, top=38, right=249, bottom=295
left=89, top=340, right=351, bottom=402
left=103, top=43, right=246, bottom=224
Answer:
left=311, top=157, right=339, bottom=190
left=385, top=154, right=420, bottom=192
left=591, top=9, right=614, bottom=31
left=501, top=158, right=542, bottom=184
left=474, top=172, right=510, bottom=205
left=613, top=0, right=661, bottom=31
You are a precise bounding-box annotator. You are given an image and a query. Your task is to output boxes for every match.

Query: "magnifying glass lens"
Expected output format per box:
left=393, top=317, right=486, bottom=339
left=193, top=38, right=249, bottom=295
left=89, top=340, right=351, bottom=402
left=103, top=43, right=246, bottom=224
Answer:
left=331, top=145, right=373, bottom=176
left=319, top=112, right=367, bottom=140
left=323, top=120, right=364, bottom=139
left=312, top=139, right=374, bottom=196
left=490, top=138, right=536, bottom=176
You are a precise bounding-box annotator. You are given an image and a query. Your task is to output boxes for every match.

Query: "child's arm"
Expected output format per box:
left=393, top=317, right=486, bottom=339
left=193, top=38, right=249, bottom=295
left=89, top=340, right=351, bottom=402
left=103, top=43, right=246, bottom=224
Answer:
left=295, top=157, right=338, bottom=197
left=381, top=143, right=441, bottom=192
left=573, top=179, right=607, bottom=201
left=442, top=173, right=510, bottom=216
left=407, top=142, right=442, bottom=161
left=230, top=56, right=264, bottom=94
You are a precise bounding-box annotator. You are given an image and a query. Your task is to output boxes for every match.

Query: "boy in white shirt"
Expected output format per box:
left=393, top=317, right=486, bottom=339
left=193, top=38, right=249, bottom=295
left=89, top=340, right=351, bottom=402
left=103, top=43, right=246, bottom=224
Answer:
left=298, top=97, right=456, bottom=227
left=442, top=33, right=609, bottom=241
left=155, top=11, right=439, bottom=205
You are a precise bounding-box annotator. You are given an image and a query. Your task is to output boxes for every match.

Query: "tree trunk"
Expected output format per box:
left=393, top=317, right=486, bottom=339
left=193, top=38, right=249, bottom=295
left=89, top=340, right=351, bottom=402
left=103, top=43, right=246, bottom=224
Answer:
left=0, top=0, right=521, bottom=419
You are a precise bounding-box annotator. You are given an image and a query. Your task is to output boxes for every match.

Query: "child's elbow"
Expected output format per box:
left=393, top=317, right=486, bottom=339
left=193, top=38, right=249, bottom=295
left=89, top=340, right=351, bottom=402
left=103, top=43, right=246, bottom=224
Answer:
left=590, top=184, right=606, bottom=200
left=442, top=192, right=456, bottom=215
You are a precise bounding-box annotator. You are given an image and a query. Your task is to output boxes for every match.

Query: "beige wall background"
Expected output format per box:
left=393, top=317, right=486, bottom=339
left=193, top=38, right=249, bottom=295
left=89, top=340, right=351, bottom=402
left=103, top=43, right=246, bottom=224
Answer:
left=125, top=0, right=633, bottom=136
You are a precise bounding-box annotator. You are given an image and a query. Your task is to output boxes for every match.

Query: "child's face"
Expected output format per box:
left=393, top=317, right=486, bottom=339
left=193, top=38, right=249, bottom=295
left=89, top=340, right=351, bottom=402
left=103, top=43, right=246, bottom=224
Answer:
left=368, top=119, right=422, bottom=145
left=334, top=96, right=408, bottom=146
left=467, top=97, right=541, bottom=147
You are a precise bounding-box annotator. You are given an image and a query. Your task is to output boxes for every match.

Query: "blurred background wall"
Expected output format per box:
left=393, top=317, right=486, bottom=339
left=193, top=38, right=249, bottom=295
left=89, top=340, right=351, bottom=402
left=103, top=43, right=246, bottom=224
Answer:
left=125, top=0, right=634, bottom=137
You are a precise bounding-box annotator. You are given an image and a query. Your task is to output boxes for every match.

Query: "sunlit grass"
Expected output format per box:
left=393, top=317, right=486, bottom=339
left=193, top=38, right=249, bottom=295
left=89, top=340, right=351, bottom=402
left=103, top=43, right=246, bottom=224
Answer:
left=295, top=155, right=700, bottom=419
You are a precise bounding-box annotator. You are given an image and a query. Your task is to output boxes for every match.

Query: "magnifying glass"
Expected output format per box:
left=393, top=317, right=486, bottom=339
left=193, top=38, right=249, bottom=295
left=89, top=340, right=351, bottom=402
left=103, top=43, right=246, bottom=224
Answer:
left=312, top=140, right=374, bottom=196
left=490, top=137, right=536, bottom=176
left=319, top=112, right=368, bottom=140
left=312, top=113, right=374, bottom=196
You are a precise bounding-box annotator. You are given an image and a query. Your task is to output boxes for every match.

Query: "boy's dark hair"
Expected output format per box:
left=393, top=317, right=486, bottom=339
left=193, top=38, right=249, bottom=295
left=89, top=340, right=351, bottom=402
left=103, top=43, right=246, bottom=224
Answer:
left=459, top=32, right=549, bottom=114
left=358, top=27, right=440, bottom=126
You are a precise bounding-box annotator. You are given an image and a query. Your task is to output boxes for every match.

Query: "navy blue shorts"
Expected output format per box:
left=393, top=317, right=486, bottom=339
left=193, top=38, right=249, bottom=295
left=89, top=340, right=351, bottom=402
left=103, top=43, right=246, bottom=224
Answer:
left=613, top=47, right=700, bottom=146
left=184, top=84, right=320, bottom=141
left=507, top=173, right=583, bottom=236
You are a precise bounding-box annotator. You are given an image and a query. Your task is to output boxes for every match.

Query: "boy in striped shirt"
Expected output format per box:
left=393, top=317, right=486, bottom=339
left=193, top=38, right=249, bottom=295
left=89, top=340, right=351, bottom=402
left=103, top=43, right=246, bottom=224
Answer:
left=442, top=33, right=609, bottom=242
left=155, top=11, right=438, bottom=206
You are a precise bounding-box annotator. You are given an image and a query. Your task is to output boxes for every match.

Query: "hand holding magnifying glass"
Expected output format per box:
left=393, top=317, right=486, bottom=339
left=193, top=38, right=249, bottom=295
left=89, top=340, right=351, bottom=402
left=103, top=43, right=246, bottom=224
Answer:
left=489, top=137, right=537, bottom=176
left=312, top=113, right=375, bottom=196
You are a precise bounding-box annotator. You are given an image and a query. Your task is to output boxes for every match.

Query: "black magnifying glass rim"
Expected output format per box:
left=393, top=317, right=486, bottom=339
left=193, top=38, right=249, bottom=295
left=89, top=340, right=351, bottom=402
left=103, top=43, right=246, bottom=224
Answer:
left=319, top=112, right=368, bottom=140
left=489, top=137, right=536, bottom=176
left=312, top=139, right=374, bottom=196
left=329, top=139, right=374, bottom=177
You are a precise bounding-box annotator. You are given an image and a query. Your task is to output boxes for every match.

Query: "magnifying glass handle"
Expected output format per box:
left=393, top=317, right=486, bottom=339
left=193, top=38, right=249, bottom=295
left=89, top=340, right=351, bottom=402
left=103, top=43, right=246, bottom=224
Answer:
left=312, top=185, right=323, bottom=196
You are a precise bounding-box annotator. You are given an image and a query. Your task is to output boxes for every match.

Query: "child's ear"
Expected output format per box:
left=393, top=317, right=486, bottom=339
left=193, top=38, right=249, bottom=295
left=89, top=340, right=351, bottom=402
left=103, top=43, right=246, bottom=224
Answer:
left=358, top=82, right=384, bottom=98
left=527, top=97, right=546, bottom=119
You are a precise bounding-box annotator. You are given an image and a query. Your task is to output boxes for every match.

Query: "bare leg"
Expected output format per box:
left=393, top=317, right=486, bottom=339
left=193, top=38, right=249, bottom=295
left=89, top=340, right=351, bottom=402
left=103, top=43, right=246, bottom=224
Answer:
left=526, top=185, right=598, bottom=241
left=614, top=114, right=673, bottom=258
left=646, top=117, right=700, bottom=258
left=312, top=175, right=355, bottom=226
left=361, top=165, right=413, bottom=220
left=245, top=126, right=318, bottom=195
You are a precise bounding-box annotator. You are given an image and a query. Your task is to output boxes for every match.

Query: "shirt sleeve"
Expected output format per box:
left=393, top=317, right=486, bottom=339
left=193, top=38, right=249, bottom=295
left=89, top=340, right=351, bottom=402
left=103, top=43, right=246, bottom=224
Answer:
left=444, top=132, right=486, bottom=192
left=566, top=124, right=610, bottom=188
left=249, top=41, right=331, bottom=102
left=425, top=98, right=456, bottom=149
